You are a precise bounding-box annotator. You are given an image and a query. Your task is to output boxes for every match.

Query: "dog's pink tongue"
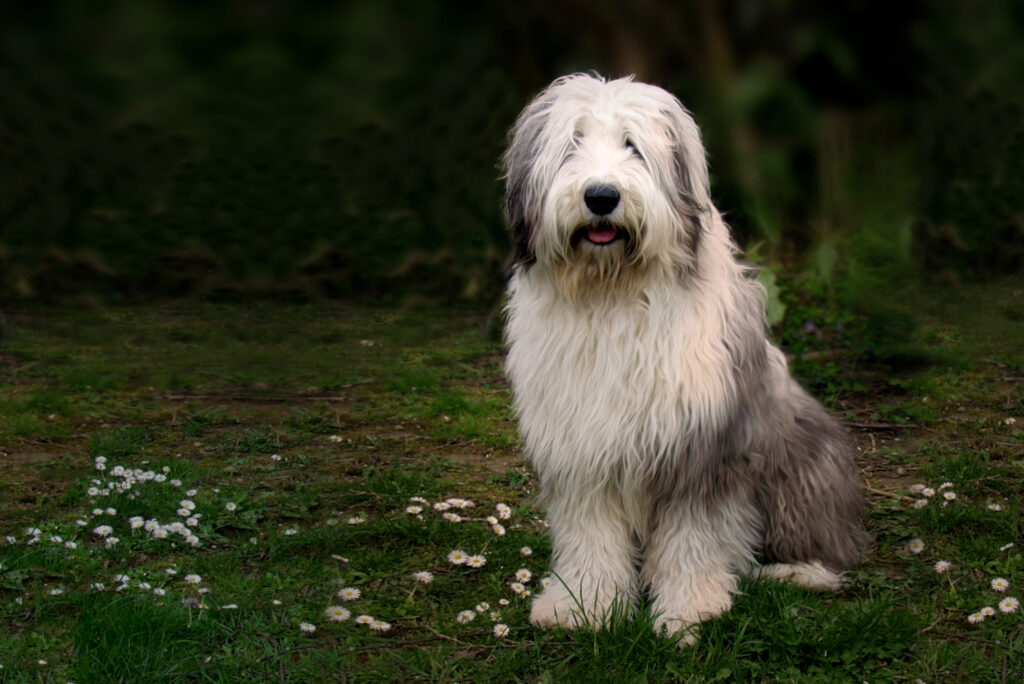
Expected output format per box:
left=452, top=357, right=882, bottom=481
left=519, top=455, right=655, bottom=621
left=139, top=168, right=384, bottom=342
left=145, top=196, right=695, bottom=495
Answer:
left=587, top=226, right=617, bottom=244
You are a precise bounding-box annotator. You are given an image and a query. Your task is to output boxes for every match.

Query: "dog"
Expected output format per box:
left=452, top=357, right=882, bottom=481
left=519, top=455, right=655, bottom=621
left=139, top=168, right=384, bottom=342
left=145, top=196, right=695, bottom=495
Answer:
left=501, top=74, right=867, bottom=644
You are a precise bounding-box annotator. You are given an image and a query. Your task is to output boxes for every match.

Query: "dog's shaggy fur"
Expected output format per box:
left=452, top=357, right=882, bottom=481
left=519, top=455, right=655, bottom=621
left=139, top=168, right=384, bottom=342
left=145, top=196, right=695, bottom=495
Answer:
left=501, top=74, right=867, bottom=643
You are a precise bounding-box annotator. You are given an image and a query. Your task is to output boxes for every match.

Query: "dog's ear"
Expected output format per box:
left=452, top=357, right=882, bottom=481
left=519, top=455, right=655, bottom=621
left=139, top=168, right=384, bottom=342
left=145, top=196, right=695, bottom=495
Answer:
left=662, top=102, right=713, bottom=218
left=502, top=93, right=556, bottom=268
left=659, top=99, right=715, bottom=265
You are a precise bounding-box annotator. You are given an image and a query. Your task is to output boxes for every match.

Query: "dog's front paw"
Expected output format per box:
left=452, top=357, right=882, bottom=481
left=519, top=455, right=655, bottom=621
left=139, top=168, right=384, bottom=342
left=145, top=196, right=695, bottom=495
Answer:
left=529, top=582, right=591, bottom=629
left=652, top=586, right=733, bottom=648
left=530, top=581, right=626, bottom=630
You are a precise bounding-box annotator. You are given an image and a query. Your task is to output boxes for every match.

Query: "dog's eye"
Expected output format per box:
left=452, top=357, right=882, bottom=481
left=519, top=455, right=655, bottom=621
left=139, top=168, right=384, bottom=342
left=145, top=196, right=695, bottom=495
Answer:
left=625, top=139, right=643, bottom=160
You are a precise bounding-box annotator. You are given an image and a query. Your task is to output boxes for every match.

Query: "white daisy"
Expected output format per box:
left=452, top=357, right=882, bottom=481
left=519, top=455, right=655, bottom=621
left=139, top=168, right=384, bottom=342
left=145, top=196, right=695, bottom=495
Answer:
left=337, top=587, right=361, bottom=601
left=325, top=606, right=351, bottom=622
left=998, top=597, right=1019, bottom=614
left=456, top=610, right=475, bottom=624
left=493, top=623, right=510, bottom=637
left=447, top=549, right=468, bottom=565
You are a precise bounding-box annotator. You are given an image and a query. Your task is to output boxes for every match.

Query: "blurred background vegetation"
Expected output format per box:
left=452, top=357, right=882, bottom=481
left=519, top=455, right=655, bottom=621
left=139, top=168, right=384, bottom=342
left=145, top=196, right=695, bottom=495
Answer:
left=1, top=0, right=1022, bottom=307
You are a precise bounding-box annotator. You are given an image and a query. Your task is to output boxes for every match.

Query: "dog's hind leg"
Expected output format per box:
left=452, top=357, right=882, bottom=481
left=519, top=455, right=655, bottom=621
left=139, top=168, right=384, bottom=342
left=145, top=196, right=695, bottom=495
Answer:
left=754, top=375, right=869, bottom=575
left=753, top=560, right=844, bottom=591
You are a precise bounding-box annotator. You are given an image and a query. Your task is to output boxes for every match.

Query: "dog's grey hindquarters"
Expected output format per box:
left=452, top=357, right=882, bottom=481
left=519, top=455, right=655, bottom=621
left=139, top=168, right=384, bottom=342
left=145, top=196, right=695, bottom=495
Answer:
left=751, top=368, right=868, bottom=571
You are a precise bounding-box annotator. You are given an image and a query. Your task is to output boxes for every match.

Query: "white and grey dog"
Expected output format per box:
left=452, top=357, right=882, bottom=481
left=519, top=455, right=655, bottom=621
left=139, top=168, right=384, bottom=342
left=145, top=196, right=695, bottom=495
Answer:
left=501, top=74, right=867, bottom=643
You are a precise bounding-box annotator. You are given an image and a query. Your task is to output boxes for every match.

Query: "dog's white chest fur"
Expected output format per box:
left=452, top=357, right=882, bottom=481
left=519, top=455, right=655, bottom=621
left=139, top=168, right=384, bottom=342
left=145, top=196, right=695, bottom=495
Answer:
left=506, top=272, right=734, bottom=481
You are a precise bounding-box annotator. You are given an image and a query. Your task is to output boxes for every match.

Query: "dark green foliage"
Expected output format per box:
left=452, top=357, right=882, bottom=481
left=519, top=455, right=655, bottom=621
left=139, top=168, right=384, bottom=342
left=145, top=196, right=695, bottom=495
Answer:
left=2, top=1, right=1021, bottom=303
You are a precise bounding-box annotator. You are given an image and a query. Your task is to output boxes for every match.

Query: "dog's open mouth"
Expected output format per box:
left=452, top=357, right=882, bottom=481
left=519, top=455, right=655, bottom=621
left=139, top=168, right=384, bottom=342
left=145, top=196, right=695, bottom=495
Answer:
left=572, top=222, right=625, bottom=247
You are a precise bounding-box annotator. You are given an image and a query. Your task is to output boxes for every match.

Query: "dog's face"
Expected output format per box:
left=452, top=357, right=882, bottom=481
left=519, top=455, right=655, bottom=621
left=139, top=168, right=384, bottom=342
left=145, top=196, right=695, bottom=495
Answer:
left=503, top=75, right=713, bottom=295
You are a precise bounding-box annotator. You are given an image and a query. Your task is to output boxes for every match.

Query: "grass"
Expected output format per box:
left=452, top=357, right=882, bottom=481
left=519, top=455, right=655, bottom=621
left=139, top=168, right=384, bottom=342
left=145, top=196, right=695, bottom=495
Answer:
left=0, top=284, right=1021, bottom=682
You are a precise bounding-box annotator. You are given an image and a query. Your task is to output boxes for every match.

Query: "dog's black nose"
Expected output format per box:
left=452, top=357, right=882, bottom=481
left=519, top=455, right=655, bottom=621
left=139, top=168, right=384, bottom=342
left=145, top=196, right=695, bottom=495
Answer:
left=584, top=184, right=620, bottom=216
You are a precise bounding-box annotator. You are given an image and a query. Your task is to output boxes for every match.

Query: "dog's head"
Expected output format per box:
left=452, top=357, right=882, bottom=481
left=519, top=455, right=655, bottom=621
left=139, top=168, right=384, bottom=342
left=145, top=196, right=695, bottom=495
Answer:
left=502, top=74, right=714, bottom=296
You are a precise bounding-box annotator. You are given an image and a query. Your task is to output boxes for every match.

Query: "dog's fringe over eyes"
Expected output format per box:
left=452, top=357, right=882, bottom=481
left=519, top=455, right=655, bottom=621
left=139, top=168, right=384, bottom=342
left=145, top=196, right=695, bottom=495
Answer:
left=501, top=73, right=867, bottom=645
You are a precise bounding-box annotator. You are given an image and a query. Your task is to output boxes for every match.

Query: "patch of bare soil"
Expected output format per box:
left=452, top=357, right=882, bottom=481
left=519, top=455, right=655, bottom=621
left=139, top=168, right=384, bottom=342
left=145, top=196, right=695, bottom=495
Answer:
left=431, top=446, right=523, bottom=476
left=0, top=446, right=90, bottom=514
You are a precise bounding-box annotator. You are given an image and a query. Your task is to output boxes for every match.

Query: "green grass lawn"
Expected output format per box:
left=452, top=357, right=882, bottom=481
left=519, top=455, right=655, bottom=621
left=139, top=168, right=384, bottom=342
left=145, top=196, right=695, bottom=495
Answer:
left=0, top=285, right=1021, bottom=682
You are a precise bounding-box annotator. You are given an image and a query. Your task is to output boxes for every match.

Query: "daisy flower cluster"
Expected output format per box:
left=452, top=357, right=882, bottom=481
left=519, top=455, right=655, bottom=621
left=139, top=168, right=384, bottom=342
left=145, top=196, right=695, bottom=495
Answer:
left=427, top=514, right=547, bottom=639
left=81, top=455, right=240, bottom=550
left=295, top=580, right=396, bottom=636
left=907, top=481, right=958, bottom=509
left=404, top=496, right=517, bottom=537
left=445, top=543, right=546, bottom=637
left=967, top=578, right=1020, bottom=625
left=83, top=568, right=217, bottom=607
left=8, top=457, right=226, bottom=554
left=317, top=585, right=391, bottom=634
left=903, top=477, right=1022, bottom=627
left=447, top=549, right=487, bottom=568
left=3, top=453, right=253, bottom=606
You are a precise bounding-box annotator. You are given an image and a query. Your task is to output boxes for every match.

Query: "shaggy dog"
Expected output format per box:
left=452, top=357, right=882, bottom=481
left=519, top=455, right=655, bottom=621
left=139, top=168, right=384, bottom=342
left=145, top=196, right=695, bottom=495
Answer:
left=501, top=74, right=867, bottom=643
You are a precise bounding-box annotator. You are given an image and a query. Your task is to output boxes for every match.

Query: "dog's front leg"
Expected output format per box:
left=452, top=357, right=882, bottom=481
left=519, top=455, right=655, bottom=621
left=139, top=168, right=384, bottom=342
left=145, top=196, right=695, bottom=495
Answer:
left=642, top=495, right=759, bottom=645
left=531, top=486, right=638, bottom=630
